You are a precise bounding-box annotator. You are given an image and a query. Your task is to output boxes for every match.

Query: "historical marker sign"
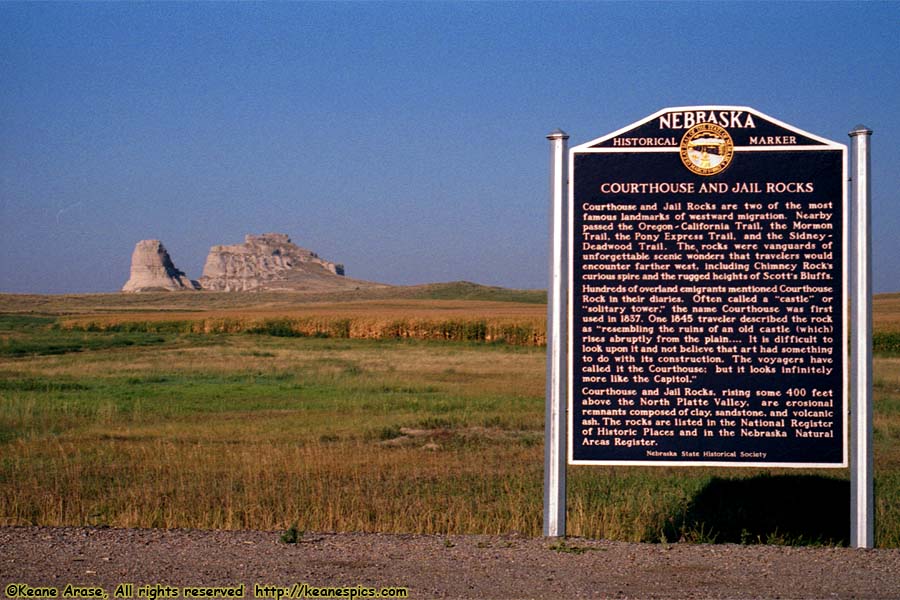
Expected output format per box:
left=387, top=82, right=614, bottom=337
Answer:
left=568, top=106, right=847, bottom=467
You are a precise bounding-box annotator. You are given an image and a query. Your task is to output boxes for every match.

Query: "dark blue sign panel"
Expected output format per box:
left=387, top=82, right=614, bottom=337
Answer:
left=568, top=106, right=848, bottom=467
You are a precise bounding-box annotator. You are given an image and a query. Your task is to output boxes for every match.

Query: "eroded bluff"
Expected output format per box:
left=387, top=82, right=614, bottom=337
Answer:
left=198, top=233, right=346, bottom=292
left=123, top=234, right=359, bottom=293
left=122, top=240, right=200, bottom=293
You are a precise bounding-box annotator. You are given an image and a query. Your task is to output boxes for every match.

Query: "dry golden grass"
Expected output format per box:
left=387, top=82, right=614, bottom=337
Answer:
left=1, top=332, right=549, bottom=534
left=875, top=293, right=900, bottom=333
left=56, top=300, right=547, bottom=345
left=2, top=436, right=544, bottom=533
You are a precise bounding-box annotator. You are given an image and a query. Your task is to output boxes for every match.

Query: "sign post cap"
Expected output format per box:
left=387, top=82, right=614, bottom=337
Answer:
left=546, top=129, right=569, bottom=140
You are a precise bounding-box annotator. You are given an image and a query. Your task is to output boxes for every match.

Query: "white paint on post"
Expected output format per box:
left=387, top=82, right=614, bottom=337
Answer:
left=849, top=125, right=874, bottom=548
left=544, top=129, right=569, bottom=538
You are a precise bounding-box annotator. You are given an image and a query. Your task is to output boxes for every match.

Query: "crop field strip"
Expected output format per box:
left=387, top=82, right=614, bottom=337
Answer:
left=0, top=287, right=898, bottom=546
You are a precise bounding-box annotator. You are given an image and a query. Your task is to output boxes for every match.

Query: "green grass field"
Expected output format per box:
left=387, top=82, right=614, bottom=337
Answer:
left=1, top=287, right=899, bottom=546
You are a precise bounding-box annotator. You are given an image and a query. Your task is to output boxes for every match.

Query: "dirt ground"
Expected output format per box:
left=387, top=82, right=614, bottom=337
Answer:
left=2, top=527, right=899, bottom=600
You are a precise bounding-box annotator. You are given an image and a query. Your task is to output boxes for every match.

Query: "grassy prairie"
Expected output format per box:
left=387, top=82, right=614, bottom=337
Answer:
left=0, top=281, right=546, bottom=315
left=55, top=299, right=546, bottom=346
left=1, top=288, right=899, bottom=546
left=874, top=293, right=900, bottom=332
left=1, top=283, right=547, bottom=346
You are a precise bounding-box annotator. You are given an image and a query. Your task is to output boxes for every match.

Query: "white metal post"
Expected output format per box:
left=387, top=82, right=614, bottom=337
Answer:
left=544, top=129, right=569, bottom=537
left=849, top=124, right=874, bottom=548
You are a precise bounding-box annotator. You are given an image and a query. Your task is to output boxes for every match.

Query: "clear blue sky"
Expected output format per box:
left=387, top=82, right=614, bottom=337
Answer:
left=2, top=2, right=898, bottom=293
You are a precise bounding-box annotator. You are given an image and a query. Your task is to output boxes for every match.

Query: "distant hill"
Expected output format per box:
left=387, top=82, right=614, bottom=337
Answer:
left=399, top=281, right=545, bottom=303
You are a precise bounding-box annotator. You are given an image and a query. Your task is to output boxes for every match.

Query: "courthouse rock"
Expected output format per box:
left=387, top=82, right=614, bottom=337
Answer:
left=122, top=240, right=200, bottom=293
left=198, top=233, right=347, bottom=292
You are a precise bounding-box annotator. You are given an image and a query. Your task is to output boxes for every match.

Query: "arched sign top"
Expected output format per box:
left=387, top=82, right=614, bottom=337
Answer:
left=576, top=105, right=844, bottom=152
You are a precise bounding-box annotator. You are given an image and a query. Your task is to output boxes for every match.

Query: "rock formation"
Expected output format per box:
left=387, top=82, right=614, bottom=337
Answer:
left=122, top=240, right=200, bottom=293
left=122, top=233, right=373, bottom=293
left=198, top=233, right=347, bottom=292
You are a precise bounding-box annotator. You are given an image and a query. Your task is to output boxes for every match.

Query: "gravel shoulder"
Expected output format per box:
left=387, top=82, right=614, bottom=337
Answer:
left=2, top=527, right=899, bottom=600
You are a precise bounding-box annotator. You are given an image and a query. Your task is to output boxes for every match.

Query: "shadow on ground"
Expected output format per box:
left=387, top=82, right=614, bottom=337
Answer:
left=665, top=474, right=850, bottom=545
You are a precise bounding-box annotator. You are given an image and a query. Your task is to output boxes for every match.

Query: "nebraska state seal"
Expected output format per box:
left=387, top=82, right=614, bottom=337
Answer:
left=680, top=122, right=734, bottom=176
